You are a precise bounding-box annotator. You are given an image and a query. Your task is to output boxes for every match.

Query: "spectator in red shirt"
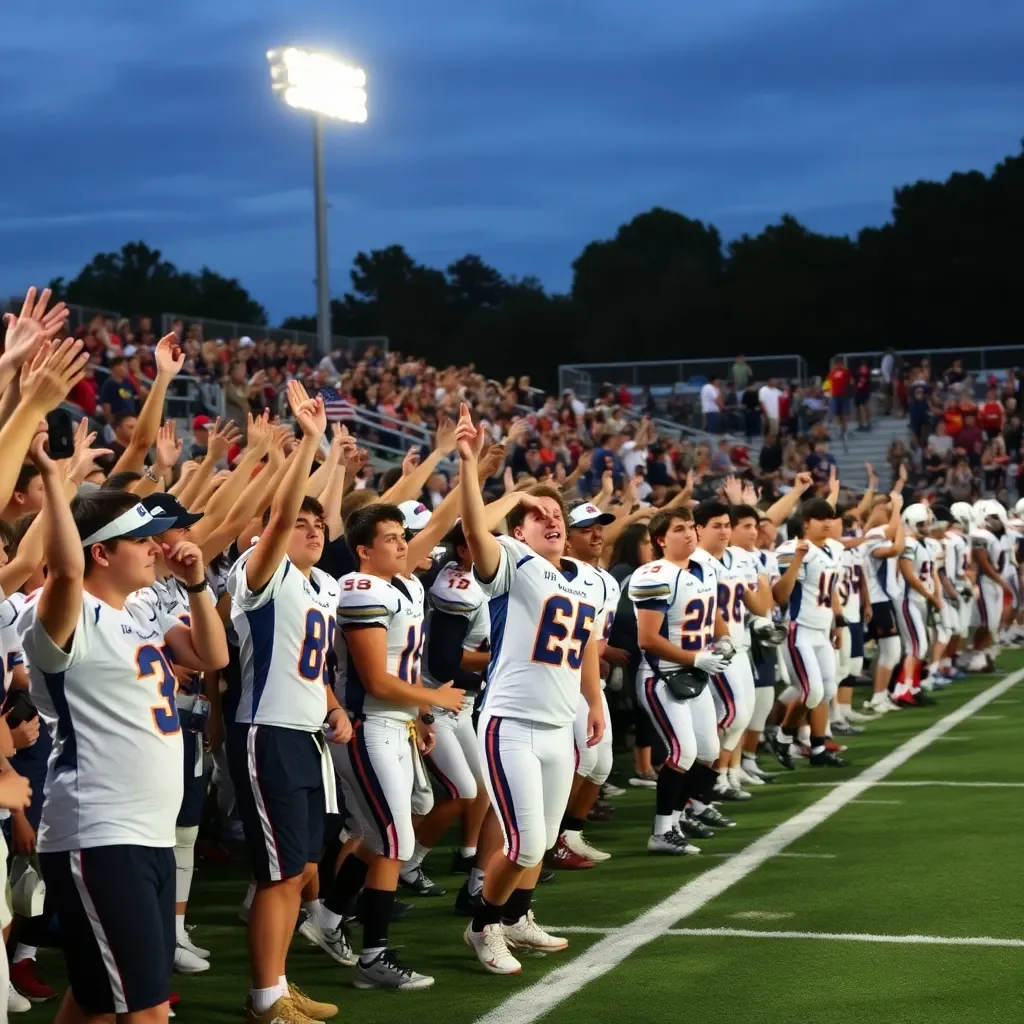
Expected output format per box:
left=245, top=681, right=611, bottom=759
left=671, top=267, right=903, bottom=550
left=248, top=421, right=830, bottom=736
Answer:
left=854, top=359, right=872, bottom=431
left=828, top=356, right=852, bottom=441
left=978, top=388, right=1005, bottom=439
left=68, top=363, right=99, bottom=416
left=953, top=410, right=985, bottom=467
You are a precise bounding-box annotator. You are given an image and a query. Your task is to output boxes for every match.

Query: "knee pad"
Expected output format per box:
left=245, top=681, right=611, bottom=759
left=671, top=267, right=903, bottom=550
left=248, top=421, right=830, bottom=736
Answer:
left=410, top=783, right=434, bottom=819
left=936, top=627, right=951, bottom=646
left=575, top=743, right=599, bottom=782
left=779, top=684, right=801, bottom=706
left=720, top=720, right=745, bottom=752
left=848, top=656, right=864, bottom=679
left=877, top=636, right=902, bottom=669
left=748, top=687, right=775, bottom=732
left=585, top=739, right=614, bottom=786
left=174, top=825, right=199, bottom=904
left=510, top=829, right=547, bottom=869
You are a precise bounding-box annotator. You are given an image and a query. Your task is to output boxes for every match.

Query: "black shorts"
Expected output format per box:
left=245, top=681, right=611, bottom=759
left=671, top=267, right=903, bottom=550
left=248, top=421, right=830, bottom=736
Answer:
left=227, top=722, right=325, bottom=883
left=10, top=727, right=52, bottom=833
left=867, top=601, right=899, bottom=640
left=754, top=645, right=778, bottom=688
left=40, top=846, right=174, bottom=1015
left=849, top=621, right=865, bottom=659
left=177, top=714, right=209, bottom=828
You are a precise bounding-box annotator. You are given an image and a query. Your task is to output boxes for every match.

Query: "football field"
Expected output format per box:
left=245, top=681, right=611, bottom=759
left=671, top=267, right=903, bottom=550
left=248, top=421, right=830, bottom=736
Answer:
left=22, top=660, right=1024, bottom=1023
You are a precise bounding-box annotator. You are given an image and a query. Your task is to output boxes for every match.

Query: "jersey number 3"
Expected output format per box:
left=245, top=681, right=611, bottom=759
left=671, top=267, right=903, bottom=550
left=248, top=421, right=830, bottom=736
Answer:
left=138, top=644, right=180, bottom=736
left=532, top=596, right=596, bottom=669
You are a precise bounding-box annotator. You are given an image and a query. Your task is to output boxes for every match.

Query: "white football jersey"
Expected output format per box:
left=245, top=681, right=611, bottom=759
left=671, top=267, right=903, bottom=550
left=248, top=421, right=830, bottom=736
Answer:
left=595, top=566, right=621, bottom=647
left=756, top=548, right=781, bottom=585
left=999, top=529, right=1017, bottom=581
left=971, top=527, right=1004, bottom=590
left=0, top=592, right=27, bottom=701
left=903, top=536, right=933, bottom=605
left=863, top=526, right=903, bottom=603
left=126, top=576, right=207, bottom=697
left=475, top=535, right=606, bottom=728
left=944, top=531, right=970, bottom=584
left=629, top=557, right=718, bottom=676
left=16, top=591, right=184, bottom=851
left=838, top=542, right=864, bottom=621
left=776, top=539, right=841, bottom=631
left=691, top=546, right=758, bottom=648
left=338, top=571, right=426, bottom=721
left=228, top=550, right=339, bottom=730
left=423, top=562, right=489, bottom=687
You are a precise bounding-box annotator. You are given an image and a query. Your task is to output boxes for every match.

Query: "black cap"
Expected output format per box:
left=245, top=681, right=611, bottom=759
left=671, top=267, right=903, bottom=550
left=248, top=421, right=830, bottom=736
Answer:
left=931, top=504, right=953, bottom=523
left=141, top=493, right=204, bottom=530
left=801, top=498, right=837, bottom=521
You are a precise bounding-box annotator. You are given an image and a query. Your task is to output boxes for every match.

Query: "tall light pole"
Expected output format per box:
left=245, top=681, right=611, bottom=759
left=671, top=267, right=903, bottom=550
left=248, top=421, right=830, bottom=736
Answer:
left=267, top=46, right=368, bottom=357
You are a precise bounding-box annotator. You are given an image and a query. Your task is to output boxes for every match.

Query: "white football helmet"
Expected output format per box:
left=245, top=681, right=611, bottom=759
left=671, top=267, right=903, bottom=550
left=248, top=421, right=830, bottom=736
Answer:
left=902, top=503, right=931, bottom=534
left=1014, top=498, right=1024, bottom=518
left=975, top=498, right=1009, bottom=529
left=950, top=501, right=975, bottom=532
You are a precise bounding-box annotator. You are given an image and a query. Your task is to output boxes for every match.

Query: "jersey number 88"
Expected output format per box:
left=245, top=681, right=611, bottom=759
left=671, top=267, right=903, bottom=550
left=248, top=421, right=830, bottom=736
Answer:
left=298, top=609, right=337, bottom=685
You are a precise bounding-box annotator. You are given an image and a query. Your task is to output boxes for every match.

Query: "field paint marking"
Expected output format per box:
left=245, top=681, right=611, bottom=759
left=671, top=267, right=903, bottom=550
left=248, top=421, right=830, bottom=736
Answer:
left=787, top=780, right=1024, bottom=788
left=546, top=927, right=1024, bottom=949
left=991, top=699, right=1019, bottom=704
left=706, top=851, right=835, bottom=860
left=969, top=715, right=1004, bottom=721
left=729, top=911, right=794, bottom=921
left=933, top=735, right=970, bottom=741
left=849, top=799, right=903, bottom=805
left=474, top=669, right=1023, bottom=1024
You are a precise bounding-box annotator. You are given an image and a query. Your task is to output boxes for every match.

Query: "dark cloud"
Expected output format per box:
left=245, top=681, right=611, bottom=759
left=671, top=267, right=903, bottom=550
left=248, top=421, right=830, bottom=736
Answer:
left=2, top=0, right=1022, bottom=320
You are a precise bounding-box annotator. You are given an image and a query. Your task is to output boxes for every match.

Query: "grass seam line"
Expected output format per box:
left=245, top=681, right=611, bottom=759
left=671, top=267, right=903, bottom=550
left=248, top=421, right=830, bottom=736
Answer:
left=473, top=669, right=1024, bottom=1024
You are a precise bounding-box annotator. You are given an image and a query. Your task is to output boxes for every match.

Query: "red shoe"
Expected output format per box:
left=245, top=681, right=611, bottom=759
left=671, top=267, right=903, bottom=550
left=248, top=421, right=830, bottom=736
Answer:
left=10, top=959, right=58, bottom=1003
left=894, top=694, right=918, bottom=708
left=548, top=835, right=594, bottom=870
left=169, top=992, right=181, bottom=1009
left=824, top=740, right=847, bottom=753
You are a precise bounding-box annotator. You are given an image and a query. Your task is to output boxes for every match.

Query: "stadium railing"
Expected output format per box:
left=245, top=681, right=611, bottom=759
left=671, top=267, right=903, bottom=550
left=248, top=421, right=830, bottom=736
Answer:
left=839, top=346, right=1024, bottom=383
left=160, top=313, right=388, bottom=360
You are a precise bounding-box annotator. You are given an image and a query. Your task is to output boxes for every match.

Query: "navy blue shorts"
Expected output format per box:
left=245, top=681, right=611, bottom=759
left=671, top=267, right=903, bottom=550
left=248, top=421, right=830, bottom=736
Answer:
left=227, top=723, right=325, bottom=883
left=10, top=726, right=52, bottom=833
left=867, top=600, right=899, bottom=640
left=754, top=645, right=777, bottom=688
left=177, top=712, right=209, bottom=829
left=849, top=621, right=865, bottom=659
left=40, top=846, right=174, bottom=1015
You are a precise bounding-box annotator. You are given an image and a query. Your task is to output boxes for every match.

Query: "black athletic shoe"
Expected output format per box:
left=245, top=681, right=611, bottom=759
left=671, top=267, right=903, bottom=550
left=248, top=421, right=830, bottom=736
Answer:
left=398, top=867, right=446, bottom=897
left=695, top=805, right=736, bottom=828
left=538, top=869, right=556, bottom=884
left=768, top=732, right=796, bottom=770
left=913, top=691, right=938, bottom=706
left=454, top=881, right=481, bottom=917
left=450, top=850, right=475, bottom=875
left=677, top=815, right=715, bottom=840
left=809, top=750, right=850, bottom=768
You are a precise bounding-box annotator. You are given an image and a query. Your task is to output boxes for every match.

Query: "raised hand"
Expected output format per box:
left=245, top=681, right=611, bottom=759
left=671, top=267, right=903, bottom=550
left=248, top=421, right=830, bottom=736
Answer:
left=454, top=402, right=481, bottom=462
left=66, top=422, right=114, bottom=483
left=246, top=410, right=273, bottom=454
left=723, top=474, right=743, bottom=505
left=287, top=379, right=326, bottom=438
left=504, top=418, right=529, bottom=449
left=208, top=418, right=242, bottom=462
left=576, top=449, right=593, bottom=474
left=28, top=427, right=58, bottom=476
left=741, top=481, right=760, bottom=505
left=477, top=443, right=506, bottom=481
left=20, top=338, right=89, bottom=413
left=828, top=464, right=840, bottom=501
left=155, top=420, right=183, bottom=471
left=2, top=286, right=69, bottom=367
left=435, top=414, right=458, bottom=454
left=794, top=471, right=813, bottom=493
left=503, top=465, right=515, bottom=494
left=401, top=447, right=421, bottom=477
left=154, top=333, right=185, bottom=377
left=162, top=539, right=205, bottom=586
left=600, top=470, right=614, bottom=498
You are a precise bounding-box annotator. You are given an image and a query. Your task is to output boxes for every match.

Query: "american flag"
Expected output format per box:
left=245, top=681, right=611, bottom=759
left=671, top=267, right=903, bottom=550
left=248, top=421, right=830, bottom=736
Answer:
left=319, top=386, right=354, bottom=422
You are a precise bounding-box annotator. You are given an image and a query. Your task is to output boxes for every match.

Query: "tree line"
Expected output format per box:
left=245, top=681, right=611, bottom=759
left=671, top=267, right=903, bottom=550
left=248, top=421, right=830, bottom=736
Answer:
left=38, top=142, right=1024, bottom=389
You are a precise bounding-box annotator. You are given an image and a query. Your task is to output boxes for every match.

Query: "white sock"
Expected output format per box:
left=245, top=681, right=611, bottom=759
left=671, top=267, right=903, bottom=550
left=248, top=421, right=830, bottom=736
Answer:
left=689, top=799, right=707, bottom=814
left=831, top=701, right=847, bottom=723
left=562, top=828, right=580, bottom=841
left=320, top=906, right=343, bottom=932
left=402, top=842, right=430, bottom=875
left=278, top=975, right=288, bottom=992
left=12, top=944, right=36, bottom=965
left=741, top=754, right=759, bottom=769
left=250, top=985, right=285, bottom=1015
left=716, top=770, right=729, bottom=787
left=243, top=882, right=256, bottom=910
left=654, top=814, right=674, bottom=835
left=670, top=810, right=681, bottom=828
left=175, top=913, right=187, bottom=944
left=469, top=867, right=485, bottom=896
left=459, top=846, right=477, bottom=859
left=360, top=946, right=385, bottom=964
left=301, top=900, right=321, bottom=924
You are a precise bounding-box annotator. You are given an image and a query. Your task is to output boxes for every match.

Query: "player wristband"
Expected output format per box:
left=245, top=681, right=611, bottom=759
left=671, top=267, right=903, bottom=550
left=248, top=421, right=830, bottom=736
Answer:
left=420, top=713, right=435, bottom=725
left=183, top=581, right=209, bottom=594
left=834, top=616, right=848, bottom=628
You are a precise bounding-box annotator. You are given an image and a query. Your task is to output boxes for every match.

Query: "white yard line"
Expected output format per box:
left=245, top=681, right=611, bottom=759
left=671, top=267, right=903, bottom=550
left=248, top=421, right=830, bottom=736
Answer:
left=932, top=735, right=970, bottom=741
left=547, top=926, right=1024, bottom=948
left=787, top=780, right=1024, bottom=788
left=969, top=715, right=1004, bottom=721
left=474, top=669, right=1023, bottom=1024
left=849, top=799, right=903, bottom=805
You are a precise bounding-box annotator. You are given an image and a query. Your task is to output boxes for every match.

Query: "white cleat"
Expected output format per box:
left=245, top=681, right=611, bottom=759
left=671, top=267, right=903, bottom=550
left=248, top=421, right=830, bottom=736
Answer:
left=844, top=707, right=876, bottom=724
left=502, top=910, right=569, bottom=952
left=8, top=983, right=30, bottom=1014
left=714, top=778, right=752, bottom=800
left=601, top=782, right=627, bottom=798
left=731, top=767, right=764, bottom=788
left=464, top=923, right=523, bottom=974
left=648, top=829, right=700, bottom=855
left=178, top=931, right=210, bottom=959
left=174, top=945, right=210, bottom=974
left=298, top=916, right=357, bottom=966
left=967, top=654, right=989, bottom=672
left=562, top=830, right=612, bottom=862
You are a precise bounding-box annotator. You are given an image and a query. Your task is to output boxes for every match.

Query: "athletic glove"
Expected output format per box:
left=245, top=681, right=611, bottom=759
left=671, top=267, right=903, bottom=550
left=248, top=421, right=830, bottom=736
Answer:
left=694, top=649, right=731, bottom=676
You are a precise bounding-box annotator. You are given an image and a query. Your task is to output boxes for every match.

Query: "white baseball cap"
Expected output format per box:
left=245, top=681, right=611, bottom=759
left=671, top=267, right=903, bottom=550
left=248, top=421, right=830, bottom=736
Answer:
left=239, top=336, right=255, bottom=348
left=568, top=502, right=616, bottom=528
left=398, top=500, right=432, bottom=532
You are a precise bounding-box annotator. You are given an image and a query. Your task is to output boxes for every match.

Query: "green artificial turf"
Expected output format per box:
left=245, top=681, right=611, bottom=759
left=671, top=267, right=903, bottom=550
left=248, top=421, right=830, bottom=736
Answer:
left=15, top=660, right=1024, bottom=1023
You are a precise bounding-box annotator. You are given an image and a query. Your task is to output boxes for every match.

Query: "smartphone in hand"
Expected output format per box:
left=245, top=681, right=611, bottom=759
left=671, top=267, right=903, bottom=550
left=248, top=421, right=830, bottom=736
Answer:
left=46, top=409, right=76, bottom=459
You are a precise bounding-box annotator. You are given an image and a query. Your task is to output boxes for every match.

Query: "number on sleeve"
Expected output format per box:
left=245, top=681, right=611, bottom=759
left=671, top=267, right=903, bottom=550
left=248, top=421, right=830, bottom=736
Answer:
left=531, top=596, right=597, bottom=668
left=138, top=644, right=180, bottom=736
left=343, top=578, right=372, bottom=592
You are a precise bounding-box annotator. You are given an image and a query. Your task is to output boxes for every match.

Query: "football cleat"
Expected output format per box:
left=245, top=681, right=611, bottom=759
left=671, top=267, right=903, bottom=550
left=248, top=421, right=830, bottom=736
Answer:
left=694, top=805, right=736, bottom=828
left=173, top=946, right=210, bottom=974
left=7, top=983, right=30, bottom=1014
left=398, top=866, right=446, bottom=897
left=767, top=731, right=796, bottom=770
left=464, top=923, right=522, bottom=975
left=677, top=814, right=715, bottom=840
left=730, top=767, right=765, bottom=788
left=9, top=959, right=57, bottom=1003
left=178, top=930, right=210, bottom=959
left=810, top=749, right=850, bottom=768
left=450, top=849, right=475, bottom=875
left=648, top=829, right=700, bottom=855
left=824, top=740, right=848, bottom=752
left=831, top=721, right=863, bottom=735
left=601, top=781, right=627, bottom=798
left=287, top=984, right=338, bottom=1020
left=562, top=830, right=612, bottom=862
left=354, top=948, right=434, bottom=991
left=454, top=881, right=483, bottom=918
left=843, top=707, right=876, bottom=723
left=629, top=771, right=659, bottom=789
left=538, top=869, right=556, bottom=884
left=298, top=916, right=357, bottom=967
left=503, top=911, right=569, bottom=951
left=548, top=835, right=595, bottom=869
left=740, top=758, right=777, bottom=782
left=587, top=800, right=615, bottom=822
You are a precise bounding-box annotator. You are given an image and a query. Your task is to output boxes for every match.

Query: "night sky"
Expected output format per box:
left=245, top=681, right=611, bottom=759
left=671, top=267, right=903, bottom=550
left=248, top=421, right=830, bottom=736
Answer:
left=3, top=0, right=1022, bottom=322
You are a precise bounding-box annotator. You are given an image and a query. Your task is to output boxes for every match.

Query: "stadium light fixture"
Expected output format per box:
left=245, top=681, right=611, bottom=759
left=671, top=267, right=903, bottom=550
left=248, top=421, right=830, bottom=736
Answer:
left=266, top=45, right=368, bottom=355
